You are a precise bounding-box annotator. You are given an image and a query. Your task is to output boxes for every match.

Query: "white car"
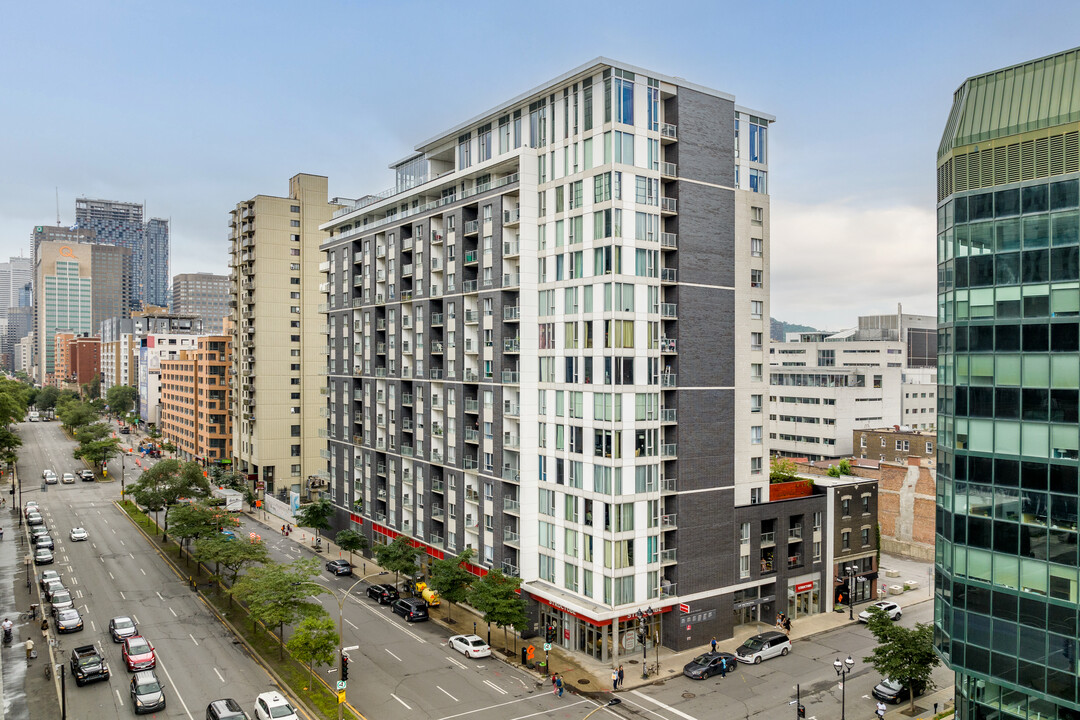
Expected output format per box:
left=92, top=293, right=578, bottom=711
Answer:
left=43, top=470, right=58, bottom=485
left=61, top=473, right=76, bottom=484
left=858, top=600, right=903, bottom=623
left=448, top=634, right=491, bottom=659
left=70, top=527, right=89, bottom=542
left=254, top=691, right=298, bottom=720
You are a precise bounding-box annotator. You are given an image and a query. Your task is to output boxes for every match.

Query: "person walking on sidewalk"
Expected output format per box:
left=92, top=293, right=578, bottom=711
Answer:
left=617, top=665, right=624, bottom=689
left=720, top=656, right=727, bottom=678
left=281, top=525, right=286, bottom=536
left=876, top=700, right=887, bottom=718
left=553, top=674, right=560, bottom=695
left=25, top=638, right=33, bottom=660
left=555, top=674, right=564, bottom=697
left=711, top=637, right=717, bottom=653
left=783, top=615, right=792, bottom=635
left=611, top=668, right=618, bottom=691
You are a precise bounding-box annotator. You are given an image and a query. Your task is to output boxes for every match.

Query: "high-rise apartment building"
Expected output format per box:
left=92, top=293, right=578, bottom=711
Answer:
left=160, top=336, right=232, bottom=465
left=89, top=243, right=134, bottom=329
left=935, top=47, right=1080, bottom=719
left=144, top=218, right=171, bottom=308
left=53, top=332, right=76, bottom=385
left=171, top=273, right=230, bottom=335
left=100, top=318, right=135, bottom=390
left=35, top=242, right=94, bottom=383
left=30, top=226, right=97, bottom=380
left=69, top=336, right=101, bottom=386
left=769, top=310, right=937, bottom=461
left=75, top=198, right=143, bottom=307
left=138, top=334, right=199, bottom=425
left=229, top=174, right=340, bottom=497
left=0, top=255, right=33, bottom=318
left=319, top=60, right=816, bottom=659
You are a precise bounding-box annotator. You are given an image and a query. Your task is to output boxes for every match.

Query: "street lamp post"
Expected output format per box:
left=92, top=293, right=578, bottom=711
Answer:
left=834, top=655, right=855, bottom=720
left=635, top=607, right=654, bottom=678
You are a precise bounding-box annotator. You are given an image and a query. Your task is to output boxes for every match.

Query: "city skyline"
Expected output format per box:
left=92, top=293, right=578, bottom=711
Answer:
left=3, top=2, right=1080, bottom=328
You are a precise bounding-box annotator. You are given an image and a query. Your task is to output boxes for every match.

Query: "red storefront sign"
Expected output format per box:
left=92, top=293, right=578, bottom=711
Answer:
left=795, top=581, right=815, bottom=593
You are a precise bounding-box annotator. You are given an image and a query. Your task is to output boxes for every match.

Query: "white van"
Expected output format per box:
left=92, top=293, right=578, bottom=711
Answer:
left=28, top=411, right=40, bottom=422
left=735, top=631, right=792, bottom=664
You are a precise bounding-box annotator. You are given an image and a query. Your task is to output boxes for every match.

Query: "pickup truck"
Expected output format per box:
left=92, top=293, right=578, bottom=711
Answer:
left=71, top=644, right=110, bottom=686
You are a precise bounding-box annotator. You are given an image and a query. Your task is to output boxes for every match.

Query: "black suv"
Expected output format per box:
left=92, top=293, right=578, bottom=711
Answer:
left=366, top=583, right=399, bottom=604
left=71, top=644, right=110, bottom=686
left=392, top=598, right=429, bottom=622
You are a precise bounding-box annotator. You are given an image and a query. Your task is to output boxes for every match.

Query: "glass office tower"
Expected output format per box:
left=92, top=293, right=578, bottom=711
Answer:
left=935, top=47, right=1080, bottom=720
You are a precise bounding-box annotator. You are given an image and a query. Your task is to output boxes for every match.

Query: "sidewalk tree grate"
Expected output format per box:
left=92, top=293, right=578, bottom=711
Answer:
left=576, top=678, right=590, bottom=685
left=682, top=693, right=696, bottom=699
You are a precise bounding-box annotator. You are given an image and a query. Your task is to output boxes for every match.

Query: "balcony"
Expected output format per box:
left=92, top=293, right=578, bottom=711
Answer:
left=503, top=529, right=520, bottom=546
left=465, top=398, right=480, bottom=413
left=462, top=279, right=478, bottom=293
left=760, top=531, right=776, bottom=547
left=661, top=408, right=677, bottom=424
left=660, top=337, right=677, bottom=353
left=657, top=582, right=678, bottom=598
left=430, top=449, right=443, bottom=463
left=503, top=306, right=520, bottom=321
left=402, top=237, right=414, bottom=251
left=401, top=418, right=414, bottom=432
left=503, top=433, right=520, bottom=450
left=430, top=257, right=443, bottom=272
left=432, top=479, right=445, bottom=493
left=431, top=231, right=444, bottom=245
left=429, top=534, right=444, bottom=549
left=319, top=260, right=331, bottom=272
left=660, top=122, right=678, bottom=142
left=661, top=477, right=677, bottom=493
left=660, top=373, right=677, bottom=388
left=660, top=303, right=678, bottom=319
left=431, top=506, right=445, bottom=521
left=465, top=488, right=480, bottom=503
left=464, top=456, right=479, bottom=470
left=464, top=369, right=479, bottom=382
left=464, top=428, right=479, bottom=443
left=661, top=443, right=677, bottom=458
left=661, top=162, right=678, bottom=179
left=787, top=554, right=803, bottom=570
left=661, top=513, right=677, bottom=530
left=502, top=466, right=520, bottom=483
left=504, top=498, right=520, bottom=513
left=431, top=341, right=444, bottom=354
left=464, top=220, right=480, bottom=236
left=788, top=526, right=804, bottom=540
left=503, top=240, right=520, bottom=257
left=464, top=309, right=479, bottom=324
left=503, top=338, right=520, bottom=353
left=503, top=402, right=519, bottom=418
left=660, top=232, right=678, bottom=250
left=503, top=208, right=521, bottom=226
left=402, top=393, right=413, bottom=406
left=464, top=250, right=478, bottom=265
left=660, top=267, right=677, bottom=284
left=401, top=263, right=413, bottom=277
left=502, top=561, right=519, bottom=577
left=501, top=370, right=520, bottom=384
left=429, top=369, right=443, bottom=380
left=402, top=315, right=412, bottom=329
left=502, top=273, right=520, bottom=288
left=661, top=197, right=678, bottom=215
left=660, top=548, right=677, bottom=565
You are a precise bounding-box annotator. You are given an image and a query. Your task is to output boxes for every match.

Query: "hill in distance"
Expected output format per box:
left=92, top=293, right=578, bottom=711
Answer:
left=770, top=318, right=817, bottom=342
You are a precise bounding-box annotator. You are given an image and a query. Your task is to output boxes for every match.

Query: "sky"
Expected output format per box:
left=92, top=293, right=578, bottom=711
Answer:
left=3, top=1, right=1080, bottom=329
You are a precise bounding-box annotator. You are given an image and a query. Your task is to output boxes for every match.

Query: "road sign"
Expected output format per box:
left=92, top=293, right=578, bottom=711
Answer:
left=679, top=603, right=690, bottom=613
left=543, top=643, right=551, bottom=652
left=337, top=690, right=346, bottom=703
left=342, top=645, right=359, bottom=652
left=337, top=680, right=347, bottom=691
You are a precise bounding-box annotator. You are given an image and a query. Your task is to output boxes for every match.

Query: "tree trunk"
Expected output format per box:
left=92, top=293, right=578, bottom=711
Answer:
left=309, top=658, right=314, bottom=690
left=504, top=625, right=509, bottom=653
left=447, top=601, right=453, bottom=622
left=908, top=689, right=916, bottom=715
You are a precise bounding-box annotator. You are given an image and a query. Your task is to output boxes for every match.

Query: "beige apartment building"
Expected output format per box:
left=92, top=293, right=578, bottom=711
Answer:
left=160, top=336, right=232, bottom=464
left=229, top=174, right=340, bottom=499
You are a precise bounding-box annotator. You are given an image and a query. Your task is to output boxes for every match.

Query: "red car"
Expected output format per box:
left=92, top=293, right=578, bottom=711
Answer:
left=122, top=636, right=156, bottom=671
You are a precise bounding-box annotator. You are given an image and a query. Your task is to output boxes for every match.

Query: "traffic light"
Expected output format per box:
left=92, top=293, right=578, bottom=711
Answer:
left=546, top=625, right=555, bottom=643
left=797, top=705, right=806, bottom=718
left=341, top=652, right=349, bottom=681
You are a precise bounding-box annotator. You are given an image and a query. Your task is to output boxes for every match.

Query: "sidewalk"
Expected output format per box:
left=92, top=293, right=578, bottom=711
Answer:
left=255, top=507, right=940, bottom=700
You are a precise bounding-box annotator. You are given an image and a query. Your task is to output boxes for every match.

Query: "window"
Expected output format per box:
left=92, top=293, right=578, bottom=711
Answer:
left=750, top=269, right=763, bottom=288
left=750, top=456, right=762, bottom=474
left=749, top=120, right=767, bottom=163
left=750, top=487, right=762, bottom=504
left=477, top=123, right=492, bottom=162
left=458, top=133, right=471, bottom=168
left=841, top=531, right=850, bottom=550
left=860, top=435, right=867, bottom=448
left=751, top=206, right=763, bottom=226
left=614, top=72, right=634, bottom=125
left=290, top=219, right=300, bottom=227
left=751, top=363, right=763, bottom=382
left=750, top=301, right=763, bottom=319
left=751, top=237, right=763, bottom=257
left=861, top=496, right=870, bottom=514
left=841, top=498, right=850, bottom=517
left=925, top=441, right=933, bottom=454
left=749, top=169, right=767, bottom=194
left=861, top=528, right=871, bottom=547
left=750, top=426, right=762, bottom=444
left=751, top=332, right=763, bottom=350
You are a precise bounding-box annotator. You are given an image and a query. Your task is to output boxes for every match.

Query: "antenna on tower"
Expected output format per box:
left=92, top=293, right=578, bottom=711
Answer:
left=56, top=187, right=61, bottom=226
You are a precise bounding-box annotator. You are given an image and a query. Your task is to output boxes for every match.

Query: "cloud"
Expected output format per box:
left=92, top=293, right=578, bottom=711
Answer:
left=769, top=201, right=937, bottom=329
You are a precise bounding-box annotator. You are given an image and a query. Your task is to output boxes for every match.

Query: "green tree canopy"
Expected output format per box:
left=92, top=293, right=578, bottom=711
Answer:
left=373, top=536, right=423, bottom=587
left=75, top=422, right=111, bottom=445
left=209, top=466, right=257, bottom=507
left=126, top=459, right=212, bottom=541
left=827, top=458, right=854, bottom=478
left=769, top=456, right=798, bottom=483
left=862, top=608, right=940, bottom=714
left=105, top=385, right=138, bottom=416
left=56, top=399, right=98, bottom=433
left=428, top=548, right=475, bottom=622
left=169, top=502, right=239, bottom=554
left=0, top=426, right=22, bottom=466
left=467, top=569, right=528, bottom=652
left=334, top=529, right=367, bottom=567
left=194, top=533, right=270, bottom=587
left=34, top=386, right=59, bottom=411
left=285, top=614, right=340, bottom=690
left=230, top=557, right=324, bottom=659
left=293, top=497, right=334, bottom=540
left=73, top=437, right=122, bottom=471
left=0, top=377, right=29, bottom=426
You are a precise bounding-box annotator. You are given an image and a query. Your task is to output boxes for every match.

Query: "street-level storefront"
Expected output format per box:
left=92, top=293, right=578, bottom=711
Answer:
left=833, top=555, right=878, bottom=608
left=732, top=585, right=777, bottom=628
left=786, top=575, right=821, bottom=620
left=534, top=595, right=669, bottom=664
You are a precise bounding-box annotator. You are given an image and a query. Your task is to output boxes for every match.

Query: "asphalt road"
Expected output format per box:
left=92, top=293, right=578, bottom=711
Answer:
left=9, top=420, right=280, bottom=720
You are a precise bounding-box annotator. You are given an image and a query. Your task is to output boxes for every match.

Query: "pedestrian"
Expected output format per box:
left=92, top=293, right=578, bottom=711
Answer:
left=556, top=674, right=564, bottom=698
left=775, top=613, right=783, bottom=630
left=0, top=526, right=4, bottom=541
left=783, top=615, right=792, bottom=635
left=281, top=524, right=286, bottom=536
left=720, top=656, right=727, bottom=678
left=553, top=673, right=559, bottom=695
left=617, top=665, right=624, bottom=689
left=612, top=668, right=618, bottom=691
left=25, top=637, right=33, bottom=660
left=876, top=700, right=887, bottom=717
left=40, top=618, right=48, bottom=639
left=711, top=636, right=717, bottom=653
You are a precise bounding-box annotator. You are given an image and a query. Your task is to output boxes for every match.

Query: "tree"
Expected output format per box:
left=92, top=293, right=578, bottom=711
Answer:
left=230, top=558, right=324, bottom=659
left=862, top=608, right=940, bottom=714
left=126, top=460, right=212, bottom=542
left=74, top=436, right=122, bottom=471
left=210, top=466, right=257, bottom=508
left=56, top=400, right=98, bottom=433
left=373, top=536, right=422, bottom=588
left=0, top=427, right=22, bottom=466
left=285, top=614, right=340, bottom=691
left=827, top=458, right=854, bottom=478
left=334, top=529, right=367, bottom=567
left=34, top=386, right=59, bottom=411
left=168, top=502, right=239, bottom=559
left=105, top=385, right=138, bottom=416
left=0, top=378, right=29, bottom=426
left=293, top=497, right=334, bottom=543
left=75, top=422, right=111, bottom=445
left=83, top=374, right=101, bottom=401
left=769, top=456, right=798, bottom=483
left=194, top=534, right=270, bottom=593
left=428, top=548, right=475, bottom=623
left=467, top=569, right=528, bottom=653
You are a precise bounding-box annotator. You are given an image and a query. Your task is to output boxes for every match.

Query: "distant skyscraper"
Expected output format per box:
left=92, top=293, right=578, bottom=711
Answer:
left=144, top=218, right=171, bottom=307
left=170, top=272, right=229, bottom=335
left=30, top=225, right=98, bottom=379
left=89, top=244, right=134, bottom=330
left=936, top=46, right=1080, bottom=720
left=0, top=255, right=32, bottom=320
left=75, top=198, right=144, bottom=308
left=35, top=242, right=94, bottom=382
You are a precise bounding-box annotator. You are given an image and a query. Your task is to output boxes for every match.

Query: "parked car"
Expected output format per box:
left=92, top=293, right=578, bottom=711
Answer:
left=683, top=651, right=738, bottom=679
left=39, top=569, right=61, bottom=590
left=35, top=535, right=55, bottom=550
left=70, top=644, right=110, bottom=686
left=123, top=636, right=157, bottom=671
left=79, top=469, right=95, bottom=482
left=734, top=631, right=791, bottom=664
left=448, top=634, right=491, bottom=658
left=30, top=524, right=50, bottom=539
left=366, top=583, right=399, bottom=605
left=859, top=600, right=903, bottom=623
left=55, top=608, right=84, bottom=634
left=206, top=698, right=250, bottom=720
left=25, top=500, right=39, bottom=515
left=49, top=589, right=74, bottom=615
left=34, top=547, right=53, bottom=565
left=391, top=598, right=429, bottom=622
left=325, top=559, right=353, bottom=576
left=70, top=527, right=89, bottom=542
left=873, top=677, right=925, bottom=704
left=130, top=670, right=167, bottom=714
left=119, top=426, right=131, bottom=435
left=61, top=472, right=76, bottom=484
left=253, top=691, right=298, bottom=720
left=27, top=513, right=44, bottom=526
left=43, top=579, right=66, bottom=600
left=109, top=616, right=138, bottom=642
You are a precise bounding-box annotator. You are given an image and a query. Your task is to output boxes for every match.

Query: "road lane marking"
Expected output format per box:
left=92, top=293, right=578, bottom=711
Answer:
left=483, top=680, right=508, bottom=695
left=618, top=696, right=679, bottom=720
left=134, top=615, right=140, bottom=624
left=435, top=696, right=536, bottom=720
left=510, top=703, right=590, bottom=720
left=71, top=577, right=78, bottom=585
left=391, top=694, right=412, bottom=710
left=189, top=633, right=199, bottom=646
left=385, top=648, right=402, bottom=661
left=628, top=691, right=701, bottom=720
left=156, top=658, right=195, bottom=720
left=119, top=539, right=125, bottom=546
left=90, top=621, right=96, bottom=631
left=140, top=568, right=146, bottom=575
left=115, top=689, right=123, bottom=704
left=445, top=656, right=466, bottom=670
left=120, top=591, right=126, bottom=600
left=345, top=619, right=358, bottom=630
left=129, top=553, right=134, bottom=559
left=311, top=596, right=323, bottom=604
left=437, top=686, right=458, bottom=702
left=156, top=591, right=164, bottom=601
left=169, top=607, right=177, bottom=617
left=109, top=572, right=115, bottom=580
left=214, top=667, right=224, bottom=683
left=99, top=557, right=104, bottom=564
